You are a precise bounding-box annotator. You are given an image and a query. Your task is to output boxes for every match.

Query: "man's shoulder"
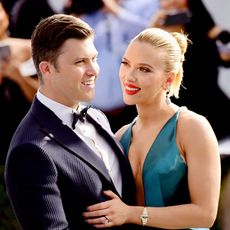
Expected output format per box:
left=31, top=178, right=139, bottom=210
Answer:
left=88, top=107, right=108, bottom=123
left=87, top=106, right=112, bottom=133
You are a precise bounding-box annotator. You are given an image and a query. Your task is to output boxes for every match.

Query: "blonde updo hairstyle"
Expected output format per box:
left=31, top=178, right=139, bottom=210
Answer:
left=131, top=28, right=189, bottom=98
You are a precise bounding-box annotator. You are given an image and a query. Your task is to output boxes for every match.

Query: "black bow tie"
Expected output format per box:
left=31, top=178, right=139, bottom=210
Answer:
left=72, top=106, right=91, bottom=129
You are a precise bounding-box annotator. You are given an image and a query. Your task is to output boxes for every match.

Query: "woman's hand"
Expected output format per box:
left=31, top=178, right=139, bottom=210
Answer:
left=83, top=190, right=131, bottom=228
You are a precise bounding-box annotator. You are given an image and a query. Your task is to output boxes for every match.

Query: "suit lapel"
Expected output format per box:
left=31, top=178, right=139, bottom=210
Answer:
left=86, top=112, right=126, bottom=161
left=85, top=113, right=136, bottom=203
left=30, top=98, right=115, bottom=188
left=31, top=98, right=136, bottom=203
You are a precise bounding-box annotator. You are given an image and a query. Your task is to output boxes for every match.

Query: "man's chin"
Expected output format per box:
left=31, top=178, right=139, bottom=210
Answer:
left=81, top=94, right=95, bottom=103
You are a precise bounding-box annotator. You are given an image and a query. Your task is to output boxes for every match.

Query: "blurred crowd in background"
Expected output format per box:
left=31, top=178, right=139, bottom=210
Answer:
left=0, top=0, right=230, bottom=229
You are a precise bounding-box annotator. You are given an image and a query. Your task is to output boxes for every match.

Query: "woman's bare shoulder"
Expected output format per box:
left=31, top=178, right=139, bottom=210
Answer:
left=179, top=107, right=212, bottom=129
left=178, top=107, right=217, bottom=143
left=177, top=107, right=219, bottom=161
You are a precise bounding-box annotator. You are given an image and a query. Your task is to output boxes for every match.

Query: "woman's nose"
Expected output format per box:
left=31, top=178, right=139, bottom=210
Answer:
left=124, top=69, right=137, bottom=82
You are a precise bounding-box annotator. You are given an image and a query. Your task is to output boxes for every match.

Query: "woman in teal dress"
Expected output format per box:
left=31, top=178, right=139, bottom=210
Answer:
left=83, top=27, right=221, bottom=229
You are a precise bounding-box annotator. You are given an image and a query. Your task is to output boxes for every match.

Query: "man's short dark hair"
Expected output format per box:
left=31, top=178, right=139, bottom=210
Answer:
left=31, top=14, right=94, bottom=77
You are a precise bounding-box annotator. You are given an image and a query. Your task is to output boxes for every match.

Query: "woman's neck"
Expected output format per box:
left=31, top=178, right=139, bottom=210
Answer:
left=136, top=102, right=178, bottom=125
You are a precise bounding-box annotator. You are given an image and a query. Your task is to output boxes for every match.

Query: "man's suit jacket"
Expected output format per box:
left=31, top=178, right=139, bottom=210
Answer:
left=4, top=97, right=137, bottom=230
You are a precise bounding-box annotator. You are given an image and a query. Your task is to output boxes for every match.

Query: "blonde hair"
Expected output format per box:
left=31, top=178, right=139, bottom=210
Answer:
left=131, top=28, right=189, bottom=98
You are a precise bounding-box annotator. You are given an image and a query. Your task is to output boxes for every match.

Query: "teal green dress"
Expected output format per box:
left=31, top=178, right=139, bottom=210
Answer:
left=120, top=109, right=208, bottom=230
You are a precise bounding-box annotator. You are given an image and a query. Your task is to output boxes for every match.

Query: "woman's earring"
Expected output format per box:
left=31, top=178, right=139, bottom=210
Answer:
left=166, top=87, right=171, bottom=105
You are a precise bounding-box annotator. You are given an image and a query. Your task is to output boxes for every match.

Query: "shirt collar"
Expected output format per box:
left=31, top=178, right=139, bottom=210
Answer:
left=36, top=90, right=82, bottom=127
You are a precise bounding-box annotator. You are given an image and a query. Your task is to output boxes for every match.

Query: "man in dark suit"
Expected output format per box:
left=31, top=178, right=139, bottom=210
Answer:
left=4, top=14, right=136, bottom=229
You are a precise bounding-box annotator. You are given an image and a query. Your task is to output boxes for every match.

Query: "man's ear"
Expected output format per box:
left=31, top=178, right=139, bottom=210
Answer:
left=39, top=61, right=52, bottom=75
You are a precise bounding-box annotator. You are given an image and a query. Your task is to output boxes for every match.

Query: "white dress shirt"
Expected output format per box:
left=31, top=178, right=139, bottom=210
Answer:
left=36, top=91, right=122, bottom=195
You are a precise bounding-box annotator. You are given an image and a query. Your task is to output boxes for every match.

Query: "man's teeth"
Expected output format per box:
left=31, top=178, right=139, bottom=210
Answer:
left=83, top=80, right=94, bottom=85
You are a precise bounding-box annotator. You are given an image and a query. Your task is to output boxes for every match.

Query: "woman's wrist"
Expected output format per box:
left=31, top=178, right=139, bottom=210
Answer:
left=140, top=207, right=149, bottom=226
left=126, top=206, right=147, bottom=225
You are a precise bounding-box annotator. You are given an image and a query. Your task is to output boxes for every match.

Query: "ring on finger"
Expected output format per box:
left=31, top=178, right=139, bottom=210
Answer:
left=104, top=215, right=110, bottom=224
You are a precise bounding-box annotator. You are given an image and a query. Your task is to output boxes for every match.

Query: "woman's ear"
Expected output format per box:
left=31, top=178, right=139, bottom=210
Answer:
left=167, top=72, right=175, bottom=84
left=163, top=72, right=175, bottom=89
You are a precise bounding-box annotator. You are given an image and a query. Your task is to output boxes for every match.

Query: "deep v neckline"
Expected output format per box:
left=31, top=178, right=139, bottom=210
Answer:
left=120, top=108, right=189, bottom=207
left=128, top=110, right=180, bottom=168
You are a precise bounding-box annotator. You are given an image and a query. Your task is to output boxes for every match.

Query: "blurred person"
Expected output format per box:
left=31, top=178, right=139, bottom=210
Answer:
left=0, top=1, right=38, bottom=165
left=151, top=0, right=230, bottom=141
left=9, top=0, right=72, bottom=39
left=69, top=0, right=159, bottom=132
left=1, top=0, right=17, bottom=13
left=0, top=1, right=37, bottom=228
left=0, top=0, right=18, bottom=34
left=4, top=14, right=137, bottom=229
left=83, top=28, right=221, bottom=229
